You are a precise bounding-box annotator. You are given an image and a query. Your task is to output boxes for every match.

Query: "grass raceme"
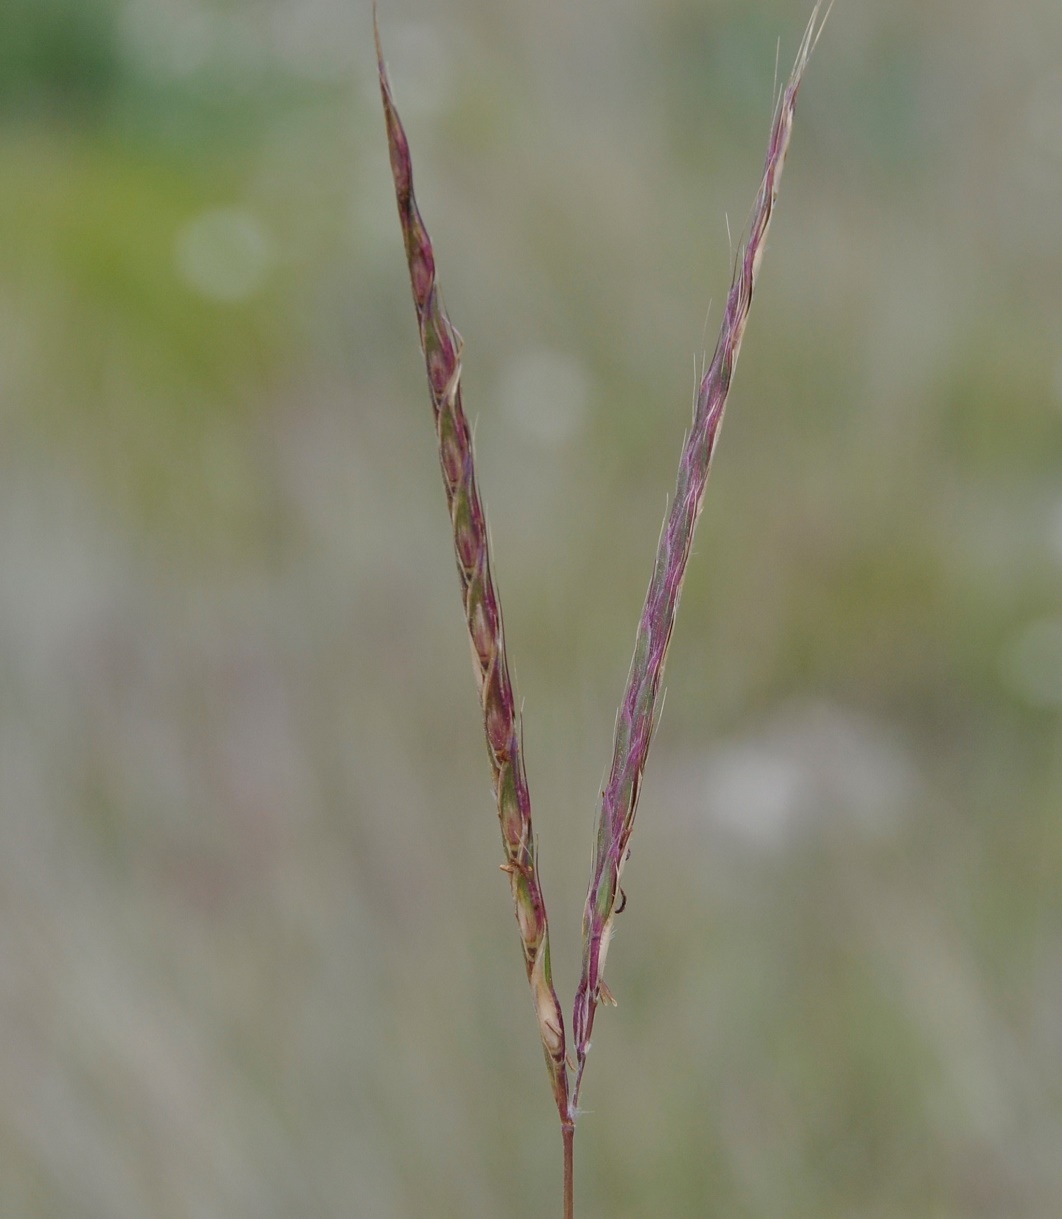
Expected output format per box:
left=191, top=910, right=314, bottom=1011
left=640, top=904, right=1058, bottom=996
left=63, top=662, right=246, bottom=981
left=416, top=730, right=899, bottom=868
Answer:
left=376, top=5, right=830, bottom=1213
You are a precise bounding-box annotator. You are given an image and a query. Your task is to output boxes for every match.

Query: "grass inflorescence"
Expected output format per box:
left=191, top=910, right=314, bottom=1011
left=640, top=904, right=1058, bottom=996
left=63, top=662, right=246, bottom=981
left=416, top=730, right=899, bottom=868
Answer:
left=376, top=4, right=829, bottom=1213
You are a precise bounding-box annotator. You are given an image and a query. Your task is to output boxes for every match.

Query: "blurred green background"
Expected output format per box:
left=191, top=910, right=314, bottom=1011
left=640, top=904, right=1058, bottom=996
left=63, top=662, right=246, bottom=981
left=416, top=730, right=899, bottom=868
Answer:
left=2, top=0, right=1061, bottom=1215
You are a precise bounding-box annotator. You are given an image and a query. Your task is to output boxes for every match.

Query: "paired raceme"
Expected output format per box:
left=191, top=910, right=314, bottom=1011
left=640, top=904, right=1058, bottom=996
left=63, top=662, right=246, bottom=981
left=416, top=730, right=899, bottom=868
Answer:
left=377, top=2, right=826, bottom=1209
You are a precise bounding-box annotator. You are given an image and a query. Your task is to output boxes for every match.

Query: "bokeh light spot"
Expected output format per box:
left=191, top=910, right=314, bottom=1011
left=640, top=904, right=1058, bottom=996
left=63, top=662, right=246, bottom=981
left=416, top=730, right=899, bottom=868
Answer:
left=174, top=207, right=275, bottom=303
left=1000, top=617, right=1062, bottom=709
left=499, top=348, right=590, bottom=447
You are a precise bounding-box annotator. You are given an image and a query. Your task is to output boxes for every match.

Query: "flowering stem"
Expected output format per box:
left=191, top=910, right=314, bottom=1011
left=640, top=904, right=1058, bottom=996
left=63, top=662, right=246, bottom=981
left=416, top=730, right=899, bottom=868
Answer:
left=377, top=0, right=829, bottom=1203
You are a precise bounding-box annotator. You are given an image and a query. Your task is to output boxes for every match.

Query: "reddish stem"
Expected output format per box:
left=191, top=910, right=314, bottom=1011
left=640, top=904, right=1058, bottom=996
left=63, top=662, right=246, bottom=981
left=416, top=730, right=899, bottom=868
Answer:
left=563, top=1122, right=574, bottom=1219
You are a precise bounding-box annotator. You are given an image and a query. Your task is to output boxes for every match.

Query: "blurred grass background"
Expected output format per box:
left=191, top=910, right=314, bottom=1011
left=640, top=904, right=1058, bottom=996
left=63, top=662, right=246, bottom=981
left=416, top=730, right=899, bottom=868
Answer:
left=2, top=0, right=1061, bottom=1215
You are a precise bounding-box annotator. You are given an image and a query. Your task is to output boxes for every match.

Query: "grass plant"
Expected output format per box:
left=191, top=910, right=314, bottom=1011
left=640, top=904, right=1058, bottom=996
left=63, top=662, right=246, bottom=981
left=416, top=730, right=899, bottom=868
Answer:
left=376, top=5, right=829, bottom=1213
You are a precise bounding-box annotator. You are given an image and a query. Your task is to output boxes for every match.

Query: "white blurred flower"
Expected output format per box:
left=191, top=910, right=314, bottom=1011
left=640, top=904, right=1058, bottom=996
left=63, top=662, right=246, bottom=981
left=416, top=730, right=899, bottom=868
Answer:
left=671, top=701, right=916, bottom=849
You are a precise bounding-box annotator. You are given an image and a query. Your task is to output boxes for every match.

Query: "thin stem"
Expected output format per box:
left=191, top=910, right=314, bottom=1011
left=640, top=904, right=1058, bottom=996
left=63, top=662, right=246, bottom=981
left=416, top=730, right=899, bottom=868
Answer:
left=562, top=1122, right=574, bottom=1219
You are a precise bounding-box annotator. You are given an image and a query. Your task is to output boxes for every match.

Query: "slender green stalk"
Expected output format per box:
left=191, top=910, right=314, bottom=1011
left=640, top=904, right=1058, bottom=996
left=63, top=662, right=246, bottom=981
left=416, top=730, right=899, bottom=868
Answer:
left=571, top=2, right=830, bottom=1113
left=374, top=14, right=571, bottom=1130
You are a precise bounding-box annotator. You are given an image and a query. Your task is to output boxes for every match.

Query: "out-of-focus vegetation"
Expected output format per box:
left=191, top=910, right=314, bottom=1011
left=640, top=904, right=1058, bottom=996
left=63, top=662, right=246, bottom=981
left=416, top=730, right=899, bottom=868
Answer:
left=2, top=1, right=1061, bottom=1216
